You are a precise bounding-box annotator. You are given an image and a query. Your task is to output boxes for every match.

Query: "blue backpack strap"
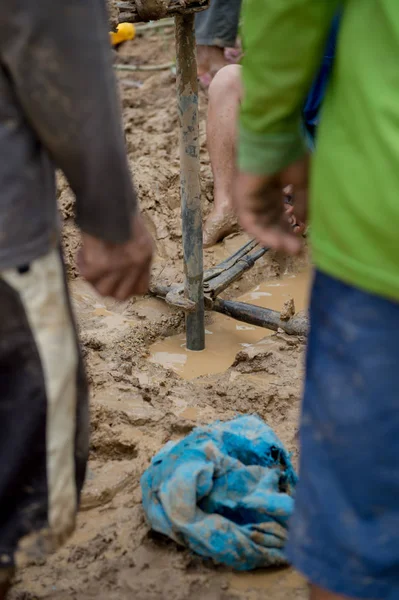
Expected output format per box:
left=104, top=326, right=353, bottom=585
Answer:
left=303, top=12, right=341, bottom=144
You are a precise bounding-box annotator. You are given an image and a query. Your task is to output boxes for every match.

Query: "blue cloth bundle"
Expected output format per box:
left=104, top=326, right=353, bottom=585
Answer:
left=141, top=416, right=297, bottom=570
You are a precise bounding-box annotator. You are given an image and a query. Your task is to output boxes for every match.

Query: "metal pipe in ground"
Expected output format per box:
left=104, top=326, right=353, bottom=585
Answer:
left=213, top=298, right=309, bottom=337
left=175, top=14, right=205, bottom=351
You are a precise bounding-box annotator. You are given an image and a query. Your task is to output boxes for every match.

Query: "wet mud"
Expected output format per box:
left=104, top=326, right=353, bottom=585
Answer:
left=150, top=269, right=310, bottom=379
left=11, top=29, right=310, bottom=600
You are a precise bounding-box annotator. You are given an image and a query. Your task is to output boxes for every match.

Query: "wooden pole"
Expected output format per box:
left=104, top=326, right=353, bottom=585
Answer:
left=116, top=0, right=209, bottom=23
left=175, top=14, right=205, bottom=351
left=213, top=299, right=309, bottom=336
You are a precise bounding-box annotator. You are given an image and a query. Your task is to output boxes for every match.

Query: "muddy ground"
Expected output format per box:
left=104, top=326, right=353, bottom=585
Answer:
left=11, top=27, right=310, bottom=600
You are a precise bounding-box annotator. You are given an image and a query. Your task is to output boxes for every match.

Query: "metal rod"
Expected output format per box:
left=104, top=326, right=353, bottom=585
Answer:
left=217, top=239, right=258, bottom=269
left=205, top=247, right=269, bottom=298
left=213, top=299, right=309, bottom=336
left=175, top=14, right=205, bottom=351
left=203, top=239, right=258, bottom=284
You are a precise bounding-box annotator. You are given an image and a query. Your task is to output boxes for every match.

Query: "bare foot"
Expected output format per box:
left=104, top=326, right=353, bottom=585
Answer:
left=203, top=204, right=238, bottom=248
left=203, top=189, right=305, bottom=248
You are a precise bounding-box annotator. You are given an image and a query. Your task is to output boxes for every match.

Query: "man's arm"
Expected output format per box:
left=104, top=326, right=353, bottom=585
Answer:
left=234, top=0, right=341, bottom=254
left=238, top=0, right=340, bottom=176
left=1, top=0, right=135, bottom=244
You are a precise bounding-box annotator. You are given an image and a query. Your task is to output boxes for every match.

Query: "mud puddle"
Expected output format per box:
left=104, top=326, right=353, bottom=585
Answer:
left=149, top=269, right=311, bottom=379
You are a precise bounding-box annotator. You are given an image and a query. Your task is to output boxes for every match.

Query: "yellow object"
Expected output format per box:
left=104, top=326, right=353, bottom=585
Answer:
left=110, top=23, right=136, bottom=46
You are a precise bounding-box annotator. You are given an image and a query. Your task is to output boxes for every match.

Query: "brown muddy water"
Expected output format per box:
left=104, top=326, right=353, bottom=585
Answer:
left=150, top=270, right=311, bottom=379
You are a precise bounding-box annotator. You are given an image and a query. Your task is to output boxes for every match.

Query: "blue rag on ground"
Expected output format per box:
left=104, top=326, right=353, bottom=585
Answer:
left=141, top=415, right=297, bottom=570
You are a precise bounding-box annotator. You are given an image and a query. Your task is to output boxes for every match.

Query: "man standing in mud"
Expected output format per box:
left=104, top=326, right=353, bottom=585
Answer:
left=0, top=0, right=152, bottom=596
left=236, top=1, right=399, bottom=599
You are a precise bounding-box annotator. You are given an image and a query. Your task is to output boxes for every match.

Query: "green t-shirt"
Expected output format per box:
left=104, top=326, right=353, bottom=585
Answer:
left=239, top=0, right=399, bottom=302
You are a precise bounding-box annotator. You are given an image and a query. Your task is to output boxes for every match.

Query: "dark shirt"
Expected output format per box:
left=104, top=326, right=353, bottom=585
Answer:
left=0, top=0, right=136, bottom=269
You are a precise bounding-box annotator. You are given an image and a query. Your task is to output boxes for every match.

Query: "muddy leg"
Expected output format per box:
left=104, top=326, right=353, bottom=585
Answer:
left=203, top=64, right=242, bottom=247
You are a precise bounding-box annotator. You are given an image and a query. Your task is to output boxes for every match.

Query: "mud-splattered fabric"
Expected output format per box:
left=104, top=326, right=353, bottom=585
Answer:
left=287, top=270, right=399, bottom=599
left=0, top=248, right=88, bottom=575
left=141, top=415, right=297, bottom=570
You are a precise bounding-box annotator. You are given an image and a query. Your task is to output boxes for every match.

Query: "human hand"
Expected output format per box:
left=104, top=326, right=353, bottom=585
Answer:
left=284, top=186, right=307, bottom=236
left=78, top=213, right=153, bottom=300
left=233, top=157, right=309, bottom=254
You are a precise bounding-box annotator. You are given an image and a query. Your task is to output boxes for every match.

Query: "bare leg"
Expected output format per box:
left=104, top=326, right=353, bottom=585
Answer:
left=203, top=65, right=304, bottom=246
left=197, top=45, right=228, bottom=82
left=310, top=584, right=355, bottom=600
left=203, top=65, right=242, bottom=247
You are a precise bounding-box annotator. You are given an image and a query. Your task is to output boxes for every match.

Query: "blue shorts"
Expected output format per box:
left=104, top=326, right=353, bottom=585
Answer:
left=287, top=271, right=399, bottom=599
